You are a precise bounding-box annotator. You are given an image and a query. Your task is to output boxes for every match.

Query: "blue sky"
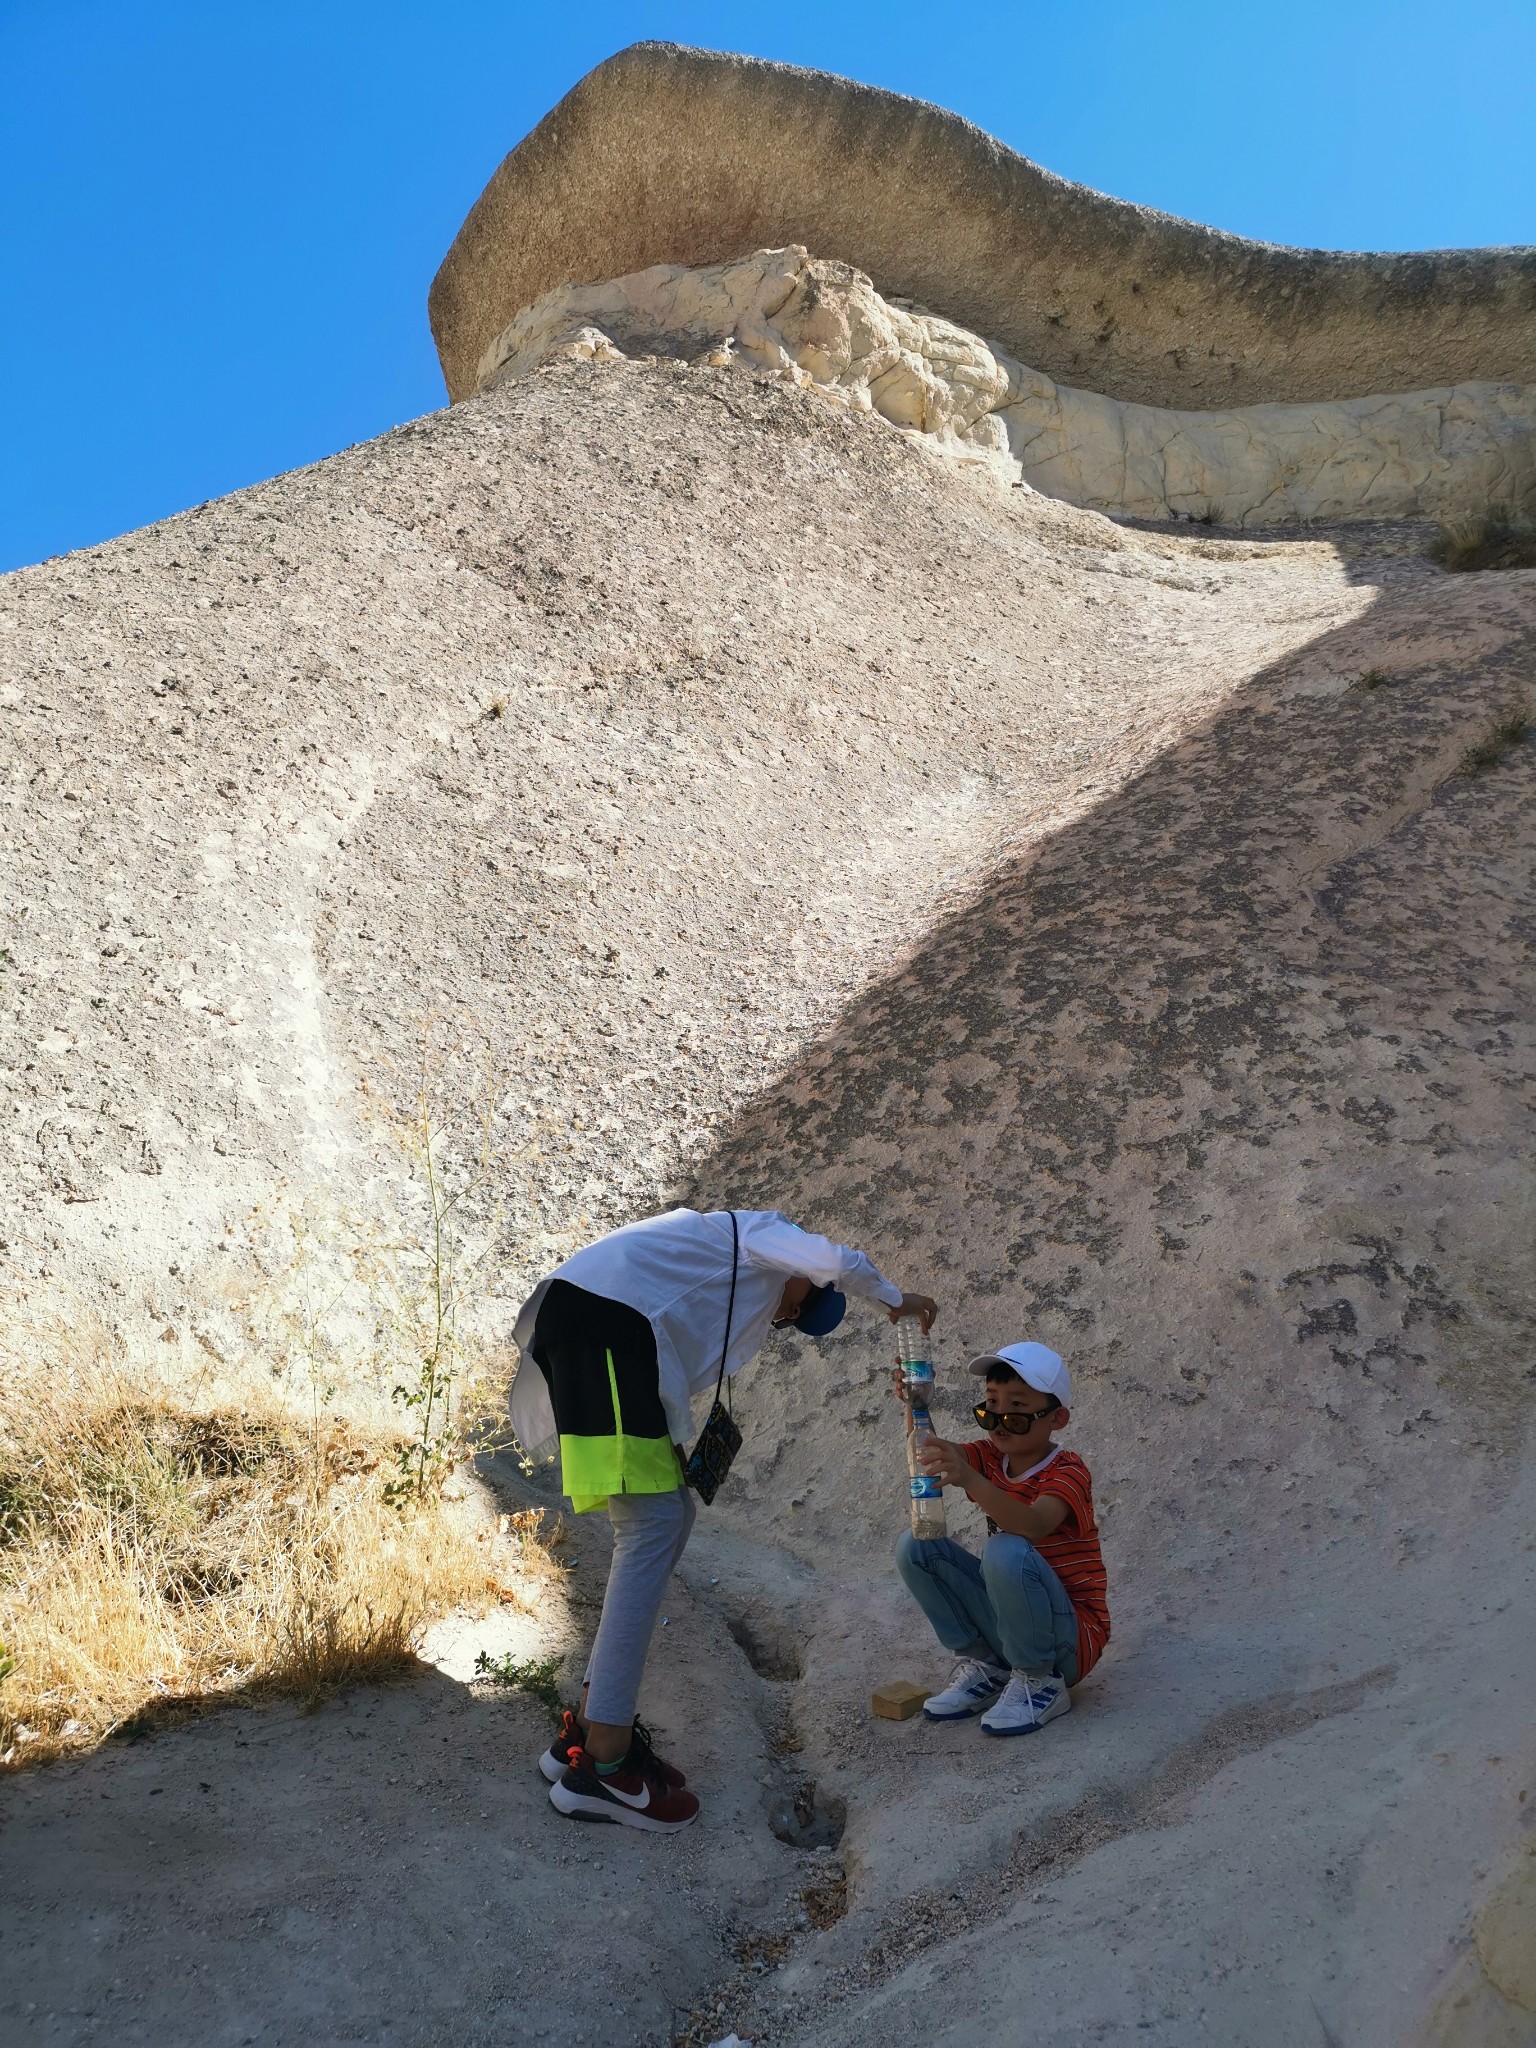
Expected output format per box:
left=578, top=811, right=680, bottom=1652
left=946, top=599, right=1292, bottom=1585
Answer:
left=3, top=1, right=1532, bottom=572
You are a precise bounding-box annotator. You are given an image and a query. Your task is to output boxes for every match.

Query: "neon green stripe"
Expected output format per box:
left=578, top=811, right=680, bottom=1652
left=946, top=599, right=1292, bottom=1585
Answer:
left=559, top=1432, right=624, bottom=1506
left=621, top=1434, right=683, bottom=1493
left=557, top=1347, right=678, bottom=1512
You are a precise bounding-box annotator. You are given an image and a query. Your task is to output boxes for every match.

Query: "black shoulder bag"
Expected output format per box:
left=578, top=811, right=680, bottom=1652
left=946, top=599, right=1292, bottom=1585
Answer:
left=685, top=1210, right=744, bottom=1504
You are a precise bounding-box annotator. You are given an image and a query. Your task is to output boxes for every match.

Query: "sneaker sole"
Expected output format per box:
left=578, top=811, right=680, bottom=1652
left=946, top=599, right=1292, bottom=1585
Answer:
left=548, top=1779, right=699, bottom=1832
left=922, top=1695, right=1003, bottom=1721
left=540, top=1747, right=688, bottom=1790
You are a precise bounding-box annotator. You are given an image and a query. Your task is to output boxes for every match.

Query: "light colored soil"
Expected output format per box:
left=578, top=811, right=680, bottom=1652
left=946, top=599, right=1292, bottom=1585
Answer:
left=0, top=1464, right=796, bottom=2047
left=2, top=355, right=1533, bottom=2045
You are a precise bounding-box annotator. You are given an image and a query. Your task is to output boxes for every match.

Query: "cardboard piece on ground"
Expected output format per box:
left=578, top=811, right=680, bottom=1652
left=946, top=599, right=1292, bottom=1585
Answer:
left=871, top=1680, right=928, bottom=1721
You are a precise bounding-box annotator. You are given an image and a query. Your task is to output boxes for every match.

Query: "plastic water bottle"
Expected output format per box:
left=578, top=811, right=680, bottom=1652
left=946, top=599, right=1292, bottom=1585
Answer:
left=898, top=1318, right=948, bottom=1540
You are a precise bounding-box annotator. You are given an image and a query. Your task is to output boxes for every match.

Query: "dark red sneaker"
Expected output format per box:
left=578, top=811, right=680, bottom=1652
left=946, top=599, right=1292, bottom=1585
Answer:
left=538, top=1711, right=686, bottom=1789
left=549, top=1746, right=700, bottom=1832
left=627, top=1718, right=687, bottom=1790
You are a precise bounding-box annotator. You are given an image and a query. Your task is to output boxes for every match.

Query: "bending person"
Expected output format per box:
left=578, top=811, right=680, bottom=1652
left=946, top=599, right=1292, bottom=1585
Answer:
left=509, top=1205, right=936, bottom=1831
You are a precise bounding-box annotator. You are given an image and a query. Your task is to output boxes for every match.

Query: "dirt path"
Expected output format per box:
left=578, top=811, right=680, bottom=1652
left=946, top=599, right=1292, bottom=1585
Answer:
left=4, top=1451, right=1531, bottom=2046
left=0, top=1457, right=799, bottom=2047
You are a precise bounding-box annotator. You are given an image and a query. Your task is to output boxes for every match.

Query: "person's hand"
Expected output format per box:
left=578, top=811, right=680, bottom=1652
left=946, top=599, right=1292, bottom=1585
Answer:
left=915, top=1436, right=971, bottom=1488
left=888, top=1292, right=939, bottom=1333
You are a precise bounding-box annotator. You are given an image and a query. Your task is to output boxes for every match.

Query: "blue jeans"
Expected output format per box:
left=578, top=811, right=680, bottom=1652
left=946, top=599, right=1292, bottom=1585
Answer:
left=895, top=1530, right=1081, bottom=1684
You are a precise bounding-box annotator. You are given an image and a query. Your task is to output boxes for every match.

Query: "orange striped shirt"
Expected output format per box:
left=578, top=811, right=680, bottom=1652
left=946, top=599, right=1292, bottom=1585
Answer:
left=961, top=1442, right=1111, bottom=1677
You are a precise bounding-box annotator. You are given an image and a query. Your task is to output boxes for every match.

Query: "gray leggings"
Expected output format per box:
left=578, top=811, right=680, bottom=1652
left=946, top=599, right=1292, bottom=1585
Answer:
left=583, top=1487, right=697, bottom=1726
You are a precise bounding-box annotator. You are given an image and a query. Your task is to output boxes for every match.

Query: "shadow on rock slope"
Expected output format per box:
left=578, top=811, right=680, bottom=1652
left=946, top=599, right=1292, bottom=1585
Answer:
left=672, top=547, right=1535, bottom=2047
left=696, top=570, right=1535, bottom=1575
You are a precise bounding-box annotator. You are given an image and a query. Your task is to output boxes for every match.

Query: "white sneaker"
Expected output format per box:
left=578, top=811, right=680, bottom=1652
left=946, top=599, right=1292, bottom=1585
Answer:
left=980, top=1671, right=1072, bottom=1737
left=922, top=1657, right=1010, bottom=1721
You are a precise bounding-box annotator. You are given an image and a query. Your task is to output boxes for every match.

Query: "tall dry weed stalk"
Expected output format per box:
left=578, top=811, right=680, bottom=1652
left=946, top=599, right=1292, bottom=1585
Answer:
left=364, top=1021, right=511, bottom=1503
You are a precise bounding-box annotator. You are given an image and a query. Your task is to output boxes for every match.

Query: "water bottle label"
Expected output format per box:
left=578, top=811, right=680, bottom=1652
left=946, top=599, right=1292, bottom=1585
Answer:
left=910, top=1475, right=943, bottom=1500
left=904, top=1362, right=935, bottom=1391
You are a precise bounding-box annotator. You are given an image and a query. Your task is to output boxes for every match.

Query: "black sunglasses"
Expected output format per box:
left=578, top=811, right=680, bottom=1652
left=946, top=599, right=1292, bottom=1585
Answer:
left=973, top=1400, right=1058, bottom=1435
left=772, top=1281, right=831, bottom=1329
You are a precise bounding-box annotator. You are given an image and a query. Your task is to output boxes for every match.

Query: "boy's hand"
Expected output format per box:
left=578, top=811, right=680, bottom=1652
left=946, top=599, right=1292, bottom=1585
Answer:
left=915, top=1436, right=972, bottom=1489
left=888, top=1293, right=938, bottom=1333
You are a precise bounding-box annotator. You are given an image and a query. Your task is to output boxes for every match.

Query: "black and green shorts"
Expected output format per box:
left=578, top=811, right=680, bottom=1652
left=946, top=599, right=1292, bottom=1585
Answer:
left=530, top=1278, right=680, bottom=1513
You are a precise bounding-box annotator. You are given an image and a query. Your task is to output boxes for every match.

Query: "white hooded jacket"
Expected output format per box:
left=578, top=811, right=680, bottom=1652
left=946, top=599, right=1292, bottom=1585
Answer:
left=508, top=1207, right=902, bottom=1455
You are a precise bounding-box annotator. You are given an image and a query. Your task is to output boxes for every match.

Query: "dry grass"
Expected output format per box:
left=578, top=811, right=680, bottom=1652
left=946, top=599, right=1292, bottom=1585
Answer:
left=0, top=1335, right=498, bottom=1770
left=1430, top=507, right=1536, bottom=573
left=1458, top=713, right=1531, bottom=778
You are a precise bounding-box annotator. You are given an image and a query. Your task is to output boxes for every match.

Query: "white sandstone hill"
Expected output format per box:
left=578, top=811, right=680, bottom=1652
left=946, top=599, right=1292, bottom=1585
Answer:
left=3, top=347, right=1532, bottom=2048
left=3, top=45, right=1535, bottom=2045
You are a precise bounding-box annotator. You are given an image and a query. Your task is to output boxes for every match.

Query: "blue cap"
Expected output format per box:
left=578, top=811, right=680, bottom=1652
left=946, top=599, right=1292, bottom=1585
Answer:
left=795, top=1284, right=847, bottom=1338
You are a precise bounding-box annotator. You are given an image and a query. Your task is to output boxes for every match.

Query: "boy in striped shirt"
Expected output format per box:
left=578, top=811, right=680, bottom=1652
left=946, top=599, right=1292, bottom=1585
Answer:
left=895, top=1341, right=1110, bottom=1735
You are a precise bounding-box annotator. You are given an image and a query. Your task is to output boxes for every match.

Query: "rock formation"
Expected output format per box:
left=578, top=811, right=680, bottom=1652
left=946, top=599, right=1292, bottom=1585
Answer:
left=433, top=46, right=1536, bottom=528
left=431, top=45, right=1536, bottom=405
left=480, top=245, right=1536, bottom=524
left=2, top=45, right=1533, bottom=2048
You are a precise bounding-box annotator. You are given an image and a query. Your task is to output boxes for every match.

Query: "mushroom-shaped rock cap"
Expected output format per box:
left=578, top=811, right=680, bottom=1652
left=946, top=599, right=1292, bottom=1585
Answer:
left=429, top=42, right=1536, bottom=410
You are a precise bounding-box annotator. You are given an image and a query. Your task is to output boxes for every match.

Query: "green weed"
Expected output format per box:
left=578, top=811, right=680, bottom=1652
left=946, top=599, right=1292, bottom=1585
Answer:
left=374, top=1024, right=510, bottom=1507
left=474, top=1650, right=567, bottom=1721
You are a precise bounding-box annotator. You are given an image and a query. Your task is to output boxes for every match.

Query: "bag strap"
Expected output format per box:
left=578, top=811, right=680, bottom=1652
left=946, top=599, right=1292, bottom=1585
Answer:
left=714, top=1210, right=739, bottom=1413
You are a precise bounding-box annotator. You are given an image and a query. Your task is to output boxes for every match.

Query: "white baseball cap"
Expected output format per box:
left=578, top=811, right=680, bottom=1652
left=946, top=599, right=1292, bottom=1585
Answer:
left=967, top=1342, right=1071, bottom=1404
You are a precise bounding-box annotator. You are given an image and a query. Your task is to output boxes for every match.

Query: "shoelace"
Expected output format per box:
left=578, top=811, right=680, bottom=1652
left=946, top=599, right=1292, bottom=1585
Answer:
left=949, top=1658, right=996, bottom=1695
left=1003, top=1674, right=1041, bottom=1728
left=627, top=1718, right=672, bottom=1786
left=562, top=1715, right=670, bottom=1787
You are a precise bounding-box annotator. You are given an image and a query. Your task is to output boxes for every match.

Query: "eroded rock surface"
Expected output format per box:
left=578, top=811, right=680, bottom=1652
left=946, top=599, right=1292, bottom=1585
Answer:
left=2, top=354, right=1533, bottom=2047
left=430, top=43, right=1536, bottom=411
left=479, top=246, right=1536, bottom=525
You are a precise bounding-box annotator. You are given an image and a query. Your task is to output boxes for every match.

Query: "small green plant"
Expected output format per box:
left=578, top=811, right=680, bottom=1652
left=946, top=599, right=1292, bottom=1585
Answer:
left=382, top=1351, right=459, bottom=1508
left=1351, top=668, right=1391, bottom=692
left=1430, top=507, right=1536, bottom=573
left=378, top=1024, right=506, bottom=1507
left=1457, top=714, right=1530, bottom=778
left=1192, top=500, right=1224, bottom=528
left=473, top=1650, right=566, bottom=1721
